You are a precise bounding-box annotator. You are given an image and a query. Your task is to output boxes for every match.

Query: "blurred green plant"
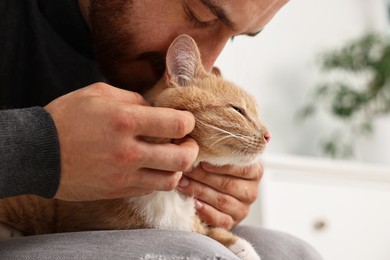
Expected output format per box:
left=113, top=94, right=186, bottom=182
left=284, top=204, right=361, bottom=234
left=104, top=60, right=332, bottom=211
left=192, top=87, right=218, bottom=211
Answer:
left=298, top=33, right=390, bottom=158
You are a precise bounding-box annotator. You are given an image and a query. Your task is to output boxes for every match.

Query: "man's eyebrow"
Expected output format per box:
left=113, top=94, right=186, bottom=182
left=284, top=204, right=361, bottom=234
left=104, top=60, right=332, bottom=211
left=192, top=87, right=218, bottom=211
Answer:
left=198, top=0, right=237, bottom=29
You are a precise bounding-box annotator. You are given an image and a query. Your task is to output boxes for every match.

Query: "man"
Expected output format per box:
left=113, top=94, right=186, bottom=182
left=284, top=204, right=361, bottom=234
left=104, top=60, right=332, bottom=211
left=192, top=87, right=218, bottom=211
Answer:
left=0, top=0, right=322, bottom=259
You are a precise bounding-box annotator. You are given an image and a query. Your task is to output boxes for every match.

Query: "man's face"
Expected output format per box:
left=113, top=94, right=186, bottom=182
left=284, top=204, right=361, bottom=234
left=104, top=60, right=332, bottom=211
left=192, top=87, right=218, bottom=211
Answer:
left=89, top=0, right=288, bottom=92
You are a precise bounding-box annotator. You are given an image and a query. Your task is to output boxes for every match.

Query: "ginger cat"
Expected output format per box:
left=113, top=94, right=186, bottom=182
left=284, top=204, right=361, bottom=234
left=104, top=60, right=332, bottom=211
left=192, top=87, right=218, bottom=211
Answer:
left=0, top=35, right=269, bottom=260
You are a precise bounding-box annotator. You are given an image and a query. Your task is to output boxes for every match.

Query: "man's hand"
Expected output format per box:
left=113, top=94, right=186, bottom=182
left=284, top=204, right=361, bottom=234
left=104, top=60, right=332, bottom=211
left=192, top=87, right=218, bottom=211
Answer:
left=45, top=82, right=199, bottom=201
left=177, top=161, right=263, bottom=230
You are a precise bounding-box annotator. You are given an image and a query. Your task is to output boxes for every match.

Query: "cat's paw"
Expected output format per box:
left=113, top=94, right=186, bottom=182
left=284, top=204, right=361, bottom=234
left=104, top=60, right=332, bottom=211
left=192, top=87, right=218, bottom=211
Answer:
left=229, top=237, right=261, bottom=260
left=0, top=222, right=24, bottom=240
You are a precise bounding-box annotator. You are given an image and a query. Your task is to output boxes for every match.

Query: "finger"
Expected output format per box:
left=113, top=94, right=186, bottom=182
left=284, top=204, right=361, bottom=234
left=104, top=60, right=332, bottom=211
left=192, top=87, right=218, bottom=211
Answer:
left=194, top=199, right=235, bottom=229
left=135, top=169, right=183, bottom=191
left=200, top=161, right=263, bottom=180
left=139, top=137, right=199, bottom=172
left=120, top=105, right=196, bottom=139
left=177, top=176, right=248, bottom=223
left=182, top=166, right=258, bottom=203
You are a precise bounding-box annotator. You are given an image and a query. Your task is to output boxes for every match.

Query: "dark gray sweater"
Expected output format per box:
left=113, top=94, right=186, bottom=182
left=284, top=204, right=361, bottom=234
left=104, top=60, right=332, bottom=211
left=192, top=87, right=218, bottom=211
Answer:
left=0, top=0, right=103, bottom=198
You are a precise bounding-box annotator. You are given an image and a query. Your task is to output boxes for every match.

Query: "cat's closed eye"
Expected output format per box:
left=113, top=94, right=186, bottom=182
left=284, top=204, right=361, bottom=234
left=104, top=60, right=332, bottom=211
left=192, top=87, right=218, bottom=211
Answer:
left=230, top=105, right=245, bottom=116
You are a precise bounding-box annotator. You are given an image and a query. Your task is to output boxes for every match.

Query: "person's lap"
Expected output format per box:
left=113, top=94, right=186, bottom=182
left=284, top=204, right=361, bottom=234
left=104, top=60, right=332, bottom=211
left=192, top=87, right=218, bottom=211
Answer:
left=0, top=226, right=322, bottom=260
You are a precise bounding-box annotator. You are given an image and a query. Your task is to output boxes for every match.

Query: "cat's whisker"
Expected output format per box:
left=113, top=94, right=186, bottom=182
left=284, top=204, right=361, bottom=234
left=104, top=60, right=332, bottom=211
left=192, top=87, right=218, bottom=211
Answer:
left=207, top=132, right=255, bottom=149
left=203, top=132, right=229, bottom=141
left=204, top=131, right=253, bottom=144
left=233, top=133, right=252, bottom=140
left=195, top=119, right=248, bottom=142
left=209, top=135, right=236, bottom=148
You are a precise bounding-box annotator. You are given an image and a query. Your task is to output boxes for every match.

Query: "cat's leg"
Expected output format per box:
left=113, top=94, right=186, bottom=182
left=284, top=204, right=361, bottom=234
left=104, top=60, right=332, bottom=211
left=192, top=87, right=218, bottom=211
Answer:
left=192, top=216, right=260, bottom=259
left=0, top=222, right=24, bottom=240
left=207, top=227, right=261, bottom=260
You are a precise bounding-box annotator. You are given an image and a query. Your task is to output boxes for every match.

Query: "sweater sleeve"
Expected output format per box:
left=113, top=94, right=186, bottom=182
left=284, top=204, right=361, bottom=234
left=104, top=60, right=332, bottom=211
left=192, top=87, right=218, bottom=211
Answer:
left=0, top=107, right=60, bottom=198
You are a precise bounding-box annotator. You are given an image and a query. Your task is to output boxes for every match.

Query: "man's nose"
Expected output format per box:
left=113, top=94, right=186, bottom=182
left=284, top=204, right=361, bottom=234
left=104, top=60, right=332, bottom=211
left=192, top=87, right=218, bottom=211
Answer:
left=197, top=37, right=230, bottom=72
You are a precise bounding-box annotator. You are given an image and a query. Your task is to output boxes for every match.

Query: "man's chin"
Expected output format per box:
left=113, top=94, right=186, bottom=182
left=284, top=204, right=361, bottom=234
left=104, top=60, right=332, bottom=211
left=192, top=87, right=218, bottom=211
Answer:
left=102, top=61, right=162, bottom=94
left=106, top=76, right=158, bottom=94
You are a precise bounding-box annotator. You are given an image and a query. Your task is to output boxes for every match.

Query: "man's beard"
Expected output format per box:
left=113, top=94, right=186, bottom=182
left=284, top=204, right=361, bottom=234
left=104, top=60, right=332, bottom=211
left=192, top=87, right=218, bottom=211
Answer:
left=89, top=0, right=166, bottom=94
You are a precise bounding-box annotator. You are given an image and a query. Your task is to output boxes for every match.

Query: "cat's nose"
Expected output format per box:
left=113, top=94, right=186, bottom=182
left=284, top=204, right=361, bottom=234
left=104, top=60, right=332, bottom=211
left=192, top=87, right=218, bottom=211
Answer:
left=264, top=133, right=271, bottom=143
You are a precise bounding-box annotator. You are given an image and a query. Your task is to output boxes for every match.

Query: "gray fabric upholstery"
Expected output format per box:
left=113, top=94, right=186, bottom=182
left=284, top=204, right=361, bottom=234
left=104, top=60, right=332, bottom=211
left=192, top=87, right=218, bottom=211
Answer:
left=0, top=226, right=322, bottom=260
left=233, top=226, right=323, bottom=260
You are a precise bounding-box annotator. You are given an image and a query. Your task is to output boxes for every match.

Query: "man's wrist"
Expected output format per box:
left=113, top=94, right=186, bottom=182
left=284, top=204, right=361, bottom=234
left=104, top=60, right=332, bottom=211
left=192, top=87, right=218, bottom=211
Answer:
left=0, top=107, right=61, bottom=198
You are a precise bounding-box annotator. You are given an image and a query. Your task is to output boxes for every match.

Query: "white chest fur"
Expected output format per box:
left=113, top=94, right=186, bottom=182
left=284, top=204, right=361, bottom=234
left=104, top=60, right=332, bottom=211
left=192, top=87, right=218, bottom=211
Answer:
left=128, top=190, right=196, bottom=231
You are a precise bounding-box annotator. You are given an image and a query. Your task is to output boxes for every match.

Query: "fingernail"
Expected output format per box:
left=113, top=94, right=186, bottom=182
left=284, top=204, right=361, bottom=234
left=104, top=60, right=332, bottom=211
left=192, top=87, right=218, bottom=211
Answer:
left=201, top=162, right=213, bottom=170
left=194, top=199, right=203, bottom=209
left=184, top=166, right=193, bottom=173
left=178, top=177, right=189, bottom=188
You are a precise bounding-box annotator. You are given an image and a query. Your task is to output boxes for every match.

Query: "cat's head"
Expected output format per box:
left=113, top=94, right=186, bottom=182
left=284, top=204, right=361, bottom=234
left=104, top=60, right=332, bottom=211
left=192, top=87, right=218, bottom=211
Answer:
left=146, top=34, right=270, bottom=166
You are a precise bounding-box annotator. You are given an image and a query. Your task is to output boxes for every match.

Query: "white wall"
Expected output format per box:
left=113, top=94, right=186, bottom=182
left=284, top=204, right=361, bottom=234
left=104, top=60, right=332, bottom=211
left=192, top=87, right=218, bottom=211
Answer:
left=215, top=0, right=390, bottom=165
left=251, top=154, right=390, bottom=260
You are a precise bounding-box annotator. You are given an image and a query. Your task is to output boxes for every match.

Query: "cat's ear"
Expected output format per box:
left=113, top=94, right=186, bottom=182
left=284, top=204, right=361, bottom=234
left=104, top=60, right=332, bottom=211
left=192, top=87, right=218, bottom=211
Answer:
left=165, top=34, right=205, bottom=87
